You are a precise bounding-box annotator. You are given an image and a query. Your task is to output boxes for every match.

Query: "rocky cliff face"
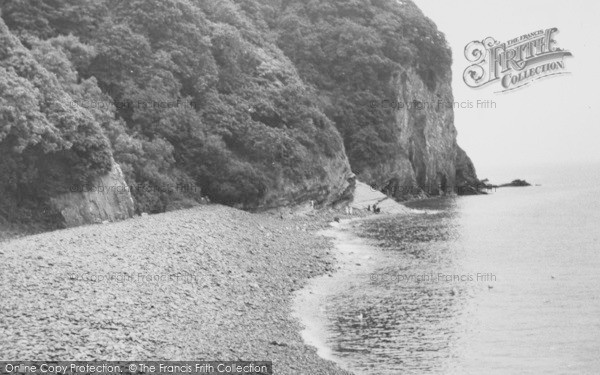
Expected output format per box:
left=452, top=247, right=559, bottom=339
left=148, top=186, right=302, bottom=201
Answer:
left=49, top=161, right=135, bottom=227
left=363, top=67, right=461, bottom=197
left=263, top=0, right=480, bottom=199
left=366, top=67, right=482, bottom=198
left=455, top=145, right=481, bottom=192
left=259, top=154, right=354, bottom=209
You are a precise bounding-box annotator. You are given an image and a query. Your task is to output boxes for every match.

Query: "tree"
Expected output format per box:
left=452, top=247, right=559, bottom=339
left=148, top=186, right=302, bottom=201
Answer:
left=0, top=18, right=114, bottom=224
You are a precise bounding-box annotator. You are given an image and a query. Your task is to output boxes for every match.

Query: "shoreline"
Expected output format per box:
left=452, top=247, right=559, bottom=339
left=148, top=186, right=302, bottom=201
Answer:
left=292, top=210, right=420, bottom=374
left=0, top=185, right=415, bottom=374
left=292, top=219, right=380, bottom=373
left=0, top=205, right=356, bottom=374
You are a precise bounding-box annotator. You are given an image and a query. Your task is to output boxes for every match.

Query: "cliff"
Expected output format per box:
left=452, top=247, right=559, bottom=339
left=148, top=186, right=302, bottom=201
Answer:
left=261, top=0, right=480, bottom=199
left=364, top=66, right=461, bottom=197
left=455, top=145, right=482, bottom=194
left=0, top=0, right=480, bottom=229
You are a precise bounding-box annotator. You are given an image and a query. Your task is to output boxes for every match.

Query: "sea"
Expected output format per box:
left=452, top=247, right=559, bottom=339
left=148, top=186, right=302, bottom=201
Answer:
left=317, top=162, right=600, bottom=374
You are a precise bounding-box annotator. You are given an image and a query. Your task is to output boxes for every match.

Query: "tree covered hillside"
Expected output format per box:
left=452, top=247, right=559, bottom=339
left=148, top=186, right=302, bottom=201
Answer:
left=0, top=0, right=477, bottom=227
left=236, top=0, right=453, bottom=179
left=0, top=0, right=352, bottom=225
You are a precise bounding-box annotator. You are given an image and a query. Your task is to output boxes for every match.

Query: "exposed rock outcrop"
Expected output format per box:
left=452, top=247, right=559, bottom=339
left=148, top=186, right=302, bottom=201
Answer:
left=50, top=162, right=135, bottom=227
left=264, top=0, right=481, bottom=201
left=355, top=66, right=482, bottom=198
left=258, top=157, right=354, bottom=210
left=455, top=145, right=484, bottom=194
left=365, top=67, right=463, bottom=198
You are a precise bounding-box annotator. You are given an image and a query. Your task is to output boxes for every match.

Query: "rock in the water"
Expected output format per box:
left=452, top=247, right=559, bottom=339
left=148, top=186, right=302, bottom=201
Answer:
left=499, top=179, right=532, bottom=187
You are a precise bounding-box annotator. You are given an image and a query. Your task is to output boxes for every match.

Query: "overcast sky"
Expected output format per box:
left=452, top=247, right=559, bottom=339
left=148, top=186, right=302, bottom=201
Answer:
left=413, top=0, right=600, bottom=179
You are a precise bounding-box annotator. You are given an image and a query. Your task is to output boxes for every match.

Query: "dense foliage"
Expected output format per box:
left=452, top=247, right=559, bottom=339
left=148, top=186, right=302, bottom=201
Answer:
left=0, top=0, right=452, bottom=225
left=0, top=0, right=349, bottom=224
left=0, top=19, right=113, bottom=225
left=239, top=0, right=452, bottom=175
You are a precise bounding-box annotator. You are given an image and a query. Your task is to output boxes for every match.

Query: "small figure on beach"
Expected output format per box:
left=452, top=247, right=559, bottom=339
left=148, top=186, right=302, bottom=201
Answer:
left=367, top=205, right=371, bottom=212
left=310, top=200, right=315, bottom=209
left=373, top=204, right=381, bottom=214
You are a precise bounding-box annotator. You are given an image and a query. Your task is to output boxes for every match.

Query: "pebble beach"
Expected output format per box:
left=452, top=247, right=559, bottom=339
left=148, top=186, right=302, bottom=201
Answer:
left=0, top=205, right=357, bottom=375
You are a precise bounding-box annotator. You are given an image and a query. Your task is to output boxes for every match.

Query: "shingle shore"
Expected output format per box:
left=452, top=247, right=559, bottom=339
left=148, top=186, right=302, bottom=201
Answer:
left=0, top=205, right=355, bottom=375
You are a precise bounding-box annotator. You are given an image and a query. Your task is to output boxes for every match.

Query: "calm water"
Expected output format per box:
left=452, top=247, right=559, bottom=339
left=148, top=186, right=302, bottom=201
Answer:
left=324, top=163, right=600, bottom=374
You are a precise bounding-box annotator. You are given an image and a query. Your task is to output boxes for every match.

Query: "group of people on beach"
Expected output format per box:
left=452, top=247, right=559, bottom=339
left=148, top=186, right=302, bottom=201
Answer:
left=344, top=203, right=382, bottom=215
left=368, top=204, right=381, bottom=214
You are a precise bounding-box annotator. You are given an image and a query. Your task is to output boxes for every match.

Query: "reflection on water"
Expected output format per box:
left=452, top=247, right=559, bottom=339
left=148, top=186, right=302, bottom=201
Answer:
left=324, top=181, right=600, bottom=374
